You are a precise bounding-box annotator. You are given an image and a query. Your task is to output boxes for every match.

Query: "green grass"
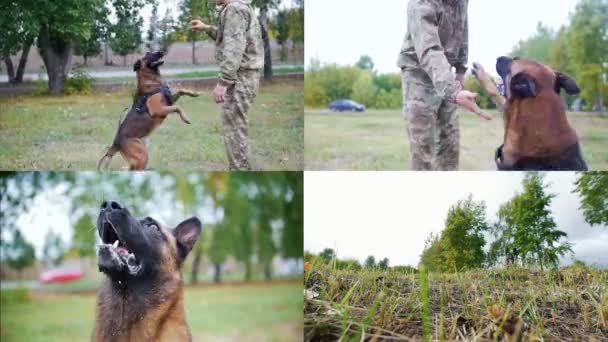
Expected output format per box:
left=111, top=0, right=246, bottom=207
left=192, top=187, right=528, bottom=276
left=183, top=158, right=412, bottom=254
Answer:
left=304, top=263, right=608, bottom=341
left=305, top=109, right=608, bottom=170
left=0, top=79, right=303, bottom=171
left=1, top=282, right=302, bottom=342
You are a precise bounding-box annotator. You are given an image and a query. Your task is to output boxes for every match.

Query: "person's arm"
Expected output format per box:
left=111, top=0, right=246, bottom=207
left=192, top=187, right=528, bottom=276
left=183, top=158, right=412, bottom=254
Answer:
left=408, top=2, right=461, bottom=102
left=455, top=1, right=469, bottom=76
left=206, top=26, right=219, bottom=41
left=218, top=5, right=248, bottom=87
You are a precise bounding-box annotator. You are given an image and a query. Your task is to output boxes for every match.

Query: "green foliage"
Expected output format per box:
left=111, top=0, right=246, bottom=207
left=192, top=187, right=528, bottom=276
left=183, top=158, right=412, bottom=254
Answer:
left=355, top=55, right=374, bottom=71
left=377, top=257, right=389, bottom=270
left=71, top=213, right=96, bottom=258
left=319, top=248, right=335, bottom=262
left=364, top=255, right=376, bottom=269
left=64, top=66, right=94, bottom=95
left=110, top=2, right=144, bottom=64
left=73, top=5, right=109, bottom=64
left=574, top=171, right=608, bottom=227
left=272, top=9, right=290, bottom=62
left=420, top=196, right=489, bottom=272
left=3, top=230, right=36, bottom=278
left=511, top=23, right=556, bottom=64
left=305, top=61, right=404, bottom=109
left=0, top=288, right=31, bottom=305
left=351, top=70, right=377, bottom=107
left=42, top=230, right=66, bottom=266
left=464, top=75, right=496, bottom=109
left=491, top=173, right=573, bottom=270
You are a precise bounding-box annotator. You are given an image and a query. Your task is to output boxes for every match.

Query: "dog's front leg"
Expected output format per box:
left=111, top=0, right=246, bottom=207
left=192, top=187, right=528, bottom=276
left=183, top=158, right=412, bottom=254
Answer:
left=147, top=97, right=191, bottom=124
left=472, top=62, right=507, bottom=111
left=172, top=89, right=200, bottom=103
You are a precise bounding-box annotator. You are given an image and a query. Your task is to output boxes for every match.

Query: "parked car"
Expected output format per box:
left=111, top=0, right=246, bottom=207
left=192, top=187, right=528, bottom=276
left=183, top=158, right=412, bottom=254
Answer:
left=328, top=99, right=366, bottom=112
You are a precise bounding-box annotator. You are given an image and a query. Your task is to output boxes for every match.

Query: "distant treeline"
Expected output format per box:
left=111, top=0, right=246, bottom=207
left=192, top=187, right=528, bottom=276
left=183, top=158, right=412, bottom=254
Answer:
left=305, top=249, right=418, bottom=273
left=305, top=56, right=402, bottom=109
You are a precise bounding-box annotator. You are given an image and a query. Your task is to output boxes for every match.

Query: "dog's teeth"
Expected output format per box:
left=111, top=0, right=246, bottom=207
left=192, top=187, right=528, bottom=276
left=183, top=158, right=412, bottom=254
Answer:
left=113, top=240, right=119, bottom=248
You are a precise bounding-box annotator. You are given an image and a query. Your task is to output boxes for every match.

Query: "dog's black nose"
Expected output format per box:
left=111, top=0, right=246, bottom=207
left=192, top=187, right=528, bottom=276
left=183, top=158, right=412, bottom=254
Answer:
left=496, top=56, right=513, bottom=77
left=101, top=201, right=123, bottom=211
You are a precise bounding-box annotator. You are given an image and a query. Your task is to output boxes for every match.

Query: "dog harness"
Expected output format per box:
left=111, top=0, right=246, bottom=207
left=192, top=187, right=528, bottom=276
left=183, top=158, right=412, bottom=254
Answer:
left=131, top=84, right=175, bottom=114
left=495, top=143, right=588, bottom=171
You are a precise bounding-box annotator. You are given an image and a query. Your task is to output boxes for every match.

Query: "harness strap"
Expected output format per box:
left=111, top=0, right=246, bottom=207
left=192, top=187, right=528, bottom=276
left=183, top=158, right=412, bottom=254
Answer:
left=132, top=84, right=175, bottom=113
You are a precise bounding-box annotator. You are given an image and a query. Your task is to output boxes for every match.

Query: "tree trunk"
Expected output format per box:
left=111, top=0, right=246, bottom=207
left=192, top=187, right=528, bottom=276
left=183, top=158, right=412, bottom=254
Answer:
left=190, top=250, right=202, bottom=284
left=38, top=27, right=74, bottom=94
left=258, top=11, right=272, bottom=81
left=3, top=57, right=16, bottom=83
left=244, top=260, right=252, bottom=282
left=15, top=39, right=33, bottom=83
left=123, top=55, right=127, bottom=67
left=83, top=55, right=88, bottom=67
left=213, top=263, right=221, bottom=283
left=191, top=39, right=196, bottom=65
left=104, top=42, right=112, bottom=66
left=264, top=263, right=272, bottom=281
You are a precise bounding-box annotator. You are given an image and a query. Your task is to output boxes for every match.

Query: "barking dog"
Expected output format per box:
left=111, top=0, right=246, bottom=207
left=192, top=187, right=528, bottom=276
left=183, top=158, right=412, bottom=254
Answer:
left=92, top=200, right=202, bottom=341
left=473, top=57, right=588, bottom=171
left=97, top=51, right=199, bottom=171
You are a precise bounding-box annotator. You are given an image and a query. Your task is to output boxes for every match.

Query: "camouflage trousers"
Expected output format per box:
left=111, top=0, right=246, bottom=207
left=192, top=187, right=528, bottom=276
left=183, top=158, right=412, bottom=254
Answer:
left=402, top=68, right=459, bottom=171
left=222, top=69, right=260, bottom=171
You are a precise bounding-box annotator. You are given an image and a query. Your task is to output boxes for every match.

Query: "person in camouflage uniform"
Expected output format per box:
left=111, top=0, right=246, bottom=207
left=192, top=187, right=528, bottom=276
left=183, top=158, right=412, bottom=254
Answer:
left=191, top=0, right=264, bottom=171
left=398, top=0, right=491, bottom=171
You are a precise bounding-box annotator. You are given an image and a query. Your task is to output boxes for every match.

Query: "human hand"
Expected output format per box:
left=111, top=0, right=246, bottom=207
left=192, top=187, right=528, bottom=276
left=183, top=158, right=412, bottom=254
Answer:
left=455, top=90, right=493, bottom=120
left=213, top=84, right=227, bottom=103
left=191, top=20, right=210, bottom=32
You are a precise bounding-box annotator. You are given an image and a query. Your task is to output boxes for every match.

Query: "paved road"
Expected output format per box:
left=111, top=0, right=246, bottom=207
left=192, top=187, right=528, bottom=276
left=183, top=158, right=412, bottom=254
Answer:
left=0, top=64, right=302, bottom=82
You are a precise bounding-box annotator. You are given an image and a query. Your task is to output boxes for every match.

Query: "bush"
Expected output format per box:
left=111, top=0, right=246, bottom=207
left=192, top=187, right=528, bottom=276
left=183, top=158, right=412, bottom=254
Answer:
left=64, top=65, right=94, bottom=95
left=0, top=287, right=31, bottom=304
left=351, top=71, right=377, bottom=107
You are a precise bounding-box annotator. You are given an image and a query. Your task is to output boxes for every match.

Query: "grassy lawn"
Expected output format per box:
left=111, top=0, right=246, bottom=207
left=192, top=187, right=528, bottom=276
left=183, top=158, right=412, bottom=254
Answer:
left=0, top=79, right=303, bottom=171
left=305, top=109, right=608, bottom=170
left=1, top=282, right=302, bottom=342
left=305, top=264, right=608, bottom=341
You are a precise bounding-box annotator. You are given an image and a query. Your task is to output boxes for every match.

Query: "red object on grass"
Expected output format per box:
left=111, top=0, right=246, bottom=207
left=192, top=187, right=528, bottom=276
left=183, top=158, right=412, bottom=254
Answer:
left=39, top=269, right=83, bottom=283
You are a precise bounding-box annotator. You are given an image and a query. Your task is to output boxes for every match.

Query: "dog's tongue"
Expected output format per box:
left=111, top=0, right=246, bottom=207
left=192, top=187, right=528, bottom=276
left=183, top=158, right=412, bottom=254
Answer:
left=117, top=245, right=129, bottom=253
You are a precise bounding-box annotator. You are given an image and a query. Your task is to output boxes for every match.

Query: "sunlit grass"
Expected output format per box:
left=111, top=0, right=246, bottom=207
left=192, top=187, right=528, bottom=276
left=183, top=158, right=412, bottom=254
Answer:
left=305, top=109, right=608, bottom=170
left=0, top=79, right=303, bottom=171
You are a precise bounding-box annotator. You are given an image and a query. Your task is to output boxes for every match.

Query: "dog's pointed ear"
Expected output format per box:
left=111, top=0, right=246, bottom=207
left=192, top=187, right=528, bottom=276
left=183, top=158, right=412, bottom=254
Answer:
left=173, top=217, right=202, bottom=260
left=133, top=60, right=142, bottom=72
left=510, top=72, right=537, bottom=98
left=555, top=72, right=580, bottom=95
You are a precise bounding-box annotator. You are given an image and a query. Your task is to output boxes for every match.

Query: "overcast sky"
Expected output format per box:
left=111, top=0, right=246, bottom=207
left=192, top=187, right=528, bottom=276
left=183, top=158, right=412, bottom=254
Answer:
left=305, top=172, right=608, bottom=268
left=305, top=0, right=579, bottom=74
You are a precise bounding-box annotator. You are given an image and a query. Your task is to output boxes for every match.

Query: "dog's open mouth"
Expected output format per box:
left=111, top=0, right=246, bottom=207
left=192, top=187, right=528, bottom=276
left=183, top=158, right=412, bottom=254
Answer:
left=98, top=220, right=142, bottom=275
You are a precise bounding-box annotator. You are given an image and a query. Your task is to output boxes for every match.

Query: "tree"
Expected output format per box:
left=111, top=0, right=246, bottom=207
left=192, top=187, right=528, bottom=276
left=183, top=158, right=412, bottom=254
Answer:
left=491, top=173, right=573, bottom=270
left=287, top=4, right=304, bottom=61
left=574, top=172, right=608, bottom=227
left=252, top=0, right=281, bottom=80
left=364, top=255, right=376, bottom=269
left=352, top=71, right=377, bottom=107
left=319, top=248, right=335, bottom=262
left=281, top=172, right=304, bottom=260
left=378, top=258, right=389, bottom=270
left=146, top=1, right=160, bottom=51
left=178, top=0, right=214, bottom=64
left=419, top=196, right=489, bottom=272
left=110, top=2, right=144, bottom=66
left=4, top=230, right=36, bottom=280
left=33, top=0, right=104, bottom=93
left=272, top=9, right=290, bottom=62
left=158, top=9, right=177, bottom=53
left=510, top=23, right=556, bottom=64
left=42, top=230, right=65, bottom=266
left=71, top=213, right=97, bottom=258
left=74, top=6, right=110, bottom=66
left=0, top=2, right=38, bottom=84
left=566, top=0, right=608, bottom=111
left=355, top=55, right=375, bottom=71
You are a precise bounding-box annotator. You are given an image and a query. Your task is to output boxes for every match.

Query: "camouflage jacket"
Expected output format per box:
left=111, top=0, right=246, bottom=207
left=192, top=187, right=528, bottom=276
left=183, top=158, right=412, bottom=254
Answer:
left=397, top=0, right=469, bottom=100
left=206, top=0, right=264, bottom=86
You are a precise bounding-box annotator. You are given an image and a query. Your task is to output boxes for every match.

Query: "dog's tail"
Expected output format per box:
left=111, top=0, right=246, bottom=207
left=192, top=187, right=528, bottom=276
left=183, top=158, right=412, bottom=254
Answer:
left=97, top=115, right=124, bottom=170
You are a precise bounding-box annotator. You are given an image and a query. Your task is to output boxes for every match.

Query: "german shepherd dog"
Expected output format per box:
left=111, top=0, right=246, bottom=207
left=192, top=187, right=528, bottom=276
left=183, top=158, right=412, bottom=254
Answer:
left=93, top=200, right=201, bottom=341
left=472, top=57, right=587, bottom=171
left=97, top=51, right=199, bottom=171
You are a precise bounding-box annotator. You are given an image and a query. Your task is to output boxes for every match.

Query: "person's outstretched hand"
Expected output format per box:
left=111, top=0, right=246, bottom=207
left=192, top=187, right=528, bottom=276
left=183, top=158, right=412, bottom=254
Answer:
left=455, top=90, right=493, bottom=120
left=191, top=20, right=210, bottom=32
